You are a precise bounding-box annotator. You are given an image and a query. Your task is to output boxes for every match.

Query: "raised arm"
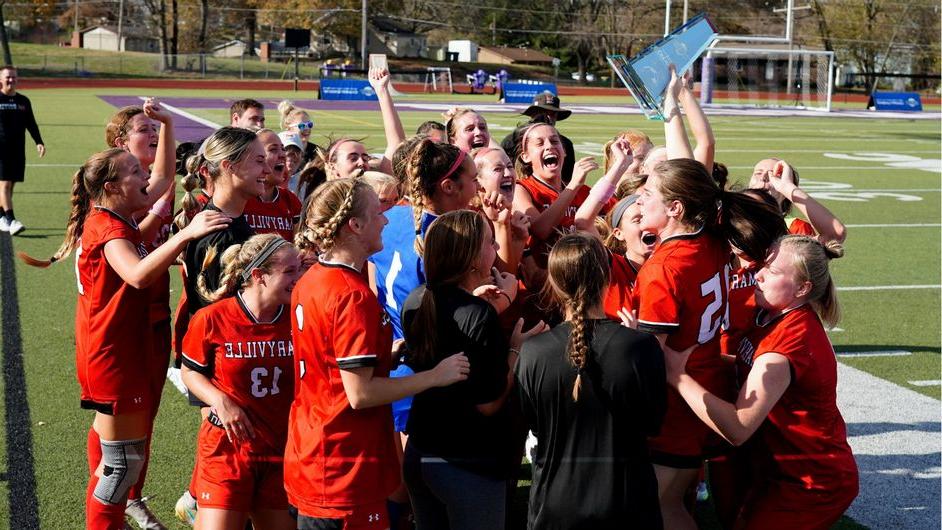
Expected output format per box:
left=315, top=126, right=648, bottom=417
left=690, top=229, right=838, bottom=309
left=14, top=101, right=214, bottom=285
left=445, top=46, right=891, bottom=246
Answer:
left=770, top=161, right=847, bottom=244
left=662, top=65, right=694, bottom=161
left=369, top=67, right=406, bottom=174
left=515, top=157, right=597, bottom=241
left=574, top=138, right=632, bottom=235
left=143, top=98, right=176, bottom=203
left=679, top=72, right=715, bottom=170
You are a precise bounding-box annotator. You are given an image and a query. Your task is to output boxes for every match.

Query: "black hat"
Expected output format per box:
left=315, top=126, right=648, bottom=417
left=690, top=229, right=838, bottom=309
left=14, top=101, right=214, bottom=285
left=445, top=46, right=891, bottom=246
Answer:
left=522, top=91, right=572, bottom=121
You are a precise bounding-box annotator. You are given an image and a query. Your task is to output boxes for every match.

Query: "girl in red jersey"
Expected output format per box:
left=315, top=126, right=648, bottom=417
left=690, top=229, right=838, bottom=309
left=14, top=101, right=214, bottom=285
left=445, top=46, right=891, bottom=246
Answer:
left=634, top=158, right=785, bottom=530
left=572, top=138, right=657, bottom=322
left=666, top=235, right=858, bottom=530
left=444, top=107, right=492, bottom=152
left=286, top=178, right=470, bottom=530
left=20, top=149, right=228, bottom=530
left=181, top=233, right=302, bottom=530
left=243, top=129, right=302, bottom=241
left=472, top=146, right=530, bottom=275
left=749, top=159, right=847, bottom=242
left=104, top=99, right=181, bottom=526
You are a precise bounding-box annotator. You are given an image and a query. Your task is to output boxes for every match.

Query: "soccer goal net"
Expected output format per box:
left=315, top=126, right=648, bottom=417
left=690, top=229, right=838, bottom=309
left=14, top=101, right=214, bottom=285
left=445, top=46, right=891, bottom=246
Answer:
left=699, top=47, right=835, bottom=111
left=424, top=67, right=454, bottom=94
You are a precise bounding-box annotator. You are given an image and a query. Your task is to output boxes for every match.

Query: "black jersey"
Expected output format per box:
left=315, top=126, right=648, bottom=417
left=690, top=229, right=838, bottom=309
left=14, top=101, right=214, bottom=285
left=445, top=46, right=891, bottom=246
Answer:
left=182, top=201, right=254, bottom=316
left=515, top=319, right=667, bottom=530
left=401, top=284, right=518, bottom=480
left=0, top=92, right=43, bottom=180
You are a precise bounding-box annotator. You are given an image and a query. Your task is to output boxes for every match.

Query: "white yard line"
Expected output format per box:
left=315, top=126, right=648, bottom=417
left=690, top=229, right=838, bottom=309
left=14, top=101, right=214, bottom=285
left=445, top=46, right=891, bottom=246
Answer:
left=838, top=285, right=941, bottom=292
left=837, top=350, right=912, bottom=358
left=908, top=380, right=942, bottom=387
left=837, top=363, right=941, bottom=530
left=845, top=223, right=941, bottom=228
left=138, top=96, right=223, bottom=129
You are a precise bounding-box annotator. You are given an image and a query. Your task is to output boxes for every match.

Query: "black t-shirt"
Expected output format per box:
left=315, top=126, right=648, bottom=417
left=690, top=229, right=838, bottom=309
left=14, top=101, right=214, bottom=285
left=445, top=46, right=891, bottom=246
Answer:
left=515, top=319, right=667, bottom=530
left=501, top=124, right=575, bottom=185
left=401, top=284, right=516, bottom=479
left=182, top=201, right=254, bottom=316
left=0, top=92, right=43, bottom=158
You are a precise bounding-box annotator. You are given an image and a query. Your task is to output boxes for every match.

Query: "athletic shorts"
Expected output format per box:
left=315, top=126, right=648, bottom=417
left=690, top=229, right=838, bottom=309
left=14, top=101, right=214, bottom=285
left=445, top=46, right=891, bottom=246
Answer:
left=194, top=422, right=289, bottom=512
left=740, top=478, right=858, bottom=530
left=147, top=319, right=171, bottom=406
left=296, top=501, right=388, bottom=530
left=78, top=354, right=152, bottom=415
left=649, top=364, right=734, bottom=468
left=0, top=155, right=25, bottom=183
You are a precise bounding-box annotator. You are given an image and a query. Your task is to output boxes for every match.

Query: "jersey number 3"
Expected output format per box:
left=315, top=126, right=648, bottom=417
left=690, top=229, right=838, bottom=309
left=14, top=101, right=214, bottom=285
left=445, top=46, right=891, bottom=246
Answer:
left=250, top=367, right=283, bottom=398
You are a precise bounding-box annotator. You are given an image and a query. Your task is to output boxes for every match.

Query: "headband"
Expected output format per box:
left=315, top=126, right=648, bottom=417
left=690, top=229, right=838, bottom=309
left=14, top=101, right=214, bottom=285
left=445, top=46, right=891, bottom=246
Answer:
left=520, top=123, right=553, bottom=153
left=438, top=149, right=468, bottom=183
left=610, top=194, right=639, bottom=228
left=240, top=238, right=291, bottom=282
left=472, top=147, right=500, bottom=160
left=327, top=138, right=356, bottom=163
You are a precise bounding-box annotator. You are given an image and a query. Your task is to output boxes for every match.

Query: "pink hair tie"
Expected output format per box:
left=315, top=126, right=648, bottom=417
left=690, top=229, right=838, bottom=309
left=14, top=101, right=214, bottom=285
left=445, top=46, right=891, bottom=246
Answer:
left=438, top=149, right=468, bottom=183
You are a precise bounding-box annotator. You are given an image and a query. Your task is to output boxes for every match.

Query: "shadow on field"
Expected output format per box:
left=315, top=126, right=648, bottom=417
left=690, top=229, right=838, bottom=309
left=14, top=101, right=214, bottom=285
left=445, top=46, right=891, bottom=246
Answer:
left=848, top=450, right=941, bottom=529
left=836, top=344, right=942, bottom=355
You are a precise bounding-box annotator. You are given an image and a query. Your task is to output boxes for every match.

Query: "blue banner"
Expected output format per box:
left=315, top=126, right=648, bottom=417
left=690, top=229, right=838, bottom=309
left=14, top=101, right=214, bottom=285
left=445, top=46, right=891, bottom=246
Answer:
left=868, top=92, right=922, bottom=112
left=503, top=83, right=557, bottom=104
left=319, top=79, right=378, bottom=101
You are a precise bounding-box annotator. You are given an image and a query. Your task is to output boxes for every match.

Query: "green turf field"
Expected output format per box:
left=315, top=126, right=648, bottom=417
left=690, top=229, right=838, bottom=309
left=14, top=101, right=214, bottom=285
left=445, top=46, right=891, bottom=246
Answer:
left=0, top=87, right=938, bottom=529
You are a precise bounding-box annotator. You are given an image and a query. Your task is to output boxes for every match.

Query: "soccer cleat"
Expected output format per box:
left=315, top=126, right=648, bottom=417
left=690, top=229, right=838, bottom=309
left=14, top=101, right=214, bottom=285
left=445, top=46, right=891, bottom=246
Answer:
left=126, top=497, right=168, bottom=530
left=0, top=217, right=9, bottom=232
left=7, top=219, right=23, bottom=236
left=696, top=481, right=710, bottom=502
left=174, top=490, right=197, bottom=527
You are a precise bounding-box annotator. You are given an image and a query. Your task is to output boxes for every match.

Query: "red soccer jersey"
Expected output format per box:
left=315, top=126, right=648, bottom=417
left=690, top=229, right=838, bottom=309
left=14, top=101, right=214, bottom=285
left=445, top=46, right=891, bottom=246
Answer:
left=602, top=252, right=639, bottom=321
left=720, top=262, right=759, bottom=357
left=735, top=305, right=858, bottom=492
left=786, top=217, right=815, bottom=236
left=181, top=294, right=295, bottom=453
left=517, top=177, right=616, bottom=267
left=244, top=187, right=302, bottom=241
left=284, top=260, right=398, bottom=513
left=75, top=208, right=152, bottom=408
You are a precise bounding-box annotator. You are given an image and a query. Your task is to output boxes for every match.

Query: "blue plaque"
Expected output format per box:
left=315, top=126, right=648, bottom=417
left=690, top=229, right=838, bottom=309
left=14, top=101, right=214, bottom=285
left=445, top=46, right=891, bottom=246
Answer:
left=607, top=13, right=717, bottom=120
left=868, top=92, right=923, bottom=112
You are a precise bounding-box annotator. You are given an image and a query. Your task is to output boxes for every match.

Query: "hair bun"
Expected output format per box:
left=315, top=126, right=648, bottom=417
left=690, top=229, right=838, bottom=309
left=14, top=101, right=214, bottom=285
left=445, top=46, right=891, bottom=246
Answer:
left=823, top=239, right=845, bottom=260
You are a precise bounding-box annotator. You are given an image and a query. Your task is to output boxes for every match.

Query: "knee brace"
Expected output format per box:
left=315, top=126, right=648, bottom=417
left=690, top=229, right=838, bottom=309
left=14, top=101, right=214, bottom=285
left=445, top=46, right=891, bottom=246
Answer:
left=93, top=437, right=147, bottom=505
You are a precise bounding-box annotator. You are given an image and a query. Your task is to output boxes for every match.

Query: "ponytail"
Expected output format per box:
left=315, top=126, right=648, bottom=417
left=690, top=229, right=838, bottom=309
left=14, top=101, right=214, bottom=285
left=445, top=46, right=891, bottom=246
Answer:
left=778, top=235, right=844, bottom=328
left=196, top=234, right=293, bottom=303
left=173, top=153, right=207, bottom=232
left=566, top=295, right=590, bottom=401
left=403, top=138, right=465, bottom=255
left=19, top=149, right=126, bottom=268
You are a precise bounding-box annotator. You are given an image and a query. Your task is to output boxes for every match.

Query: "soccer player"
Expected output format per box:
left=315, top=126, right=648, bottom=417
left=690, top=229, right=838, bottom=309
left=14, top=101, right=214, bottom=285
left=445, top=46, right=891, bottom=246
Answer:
left=19, top=148, right=228, bottom=529
left=516, top=234, right=667, bottom=530
left=229, top=99, right=265, bottom=129
left=278, top=100, right=319, bottom=165
left=181, top=234, right=301, bottom=530
left=0, top=65, right=45, bottom=235
left=501, top=92, right=576, bottom=184
left=400, top=210, right=544, bottom=530
left=749, top=159, right=847, bottom=242
left=665, top=235, right=859, bottom=529
left=243, top=129, right=302, bottom=241
left=633, top=158, right=784, bottom=530
left=286, top=178, right=469, bottom=529
left=443, top=108, right=492, bottom=153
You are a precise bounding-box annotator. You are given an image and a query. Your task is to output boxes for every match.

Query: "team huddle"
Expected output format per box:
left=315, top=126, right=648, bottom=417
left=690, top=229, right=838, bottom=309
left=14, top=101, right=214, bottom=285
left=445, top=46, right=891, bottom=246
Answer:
left=22, top=67, right=859, bottom=530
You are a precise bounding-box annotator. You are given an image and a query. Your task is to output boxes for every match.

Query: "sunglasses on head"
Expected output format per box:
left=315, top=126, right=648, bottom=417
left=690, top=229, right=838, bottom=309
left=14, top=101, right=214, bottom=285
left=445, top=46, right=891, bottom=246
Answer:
left=294, top=121, right=315, bottom=131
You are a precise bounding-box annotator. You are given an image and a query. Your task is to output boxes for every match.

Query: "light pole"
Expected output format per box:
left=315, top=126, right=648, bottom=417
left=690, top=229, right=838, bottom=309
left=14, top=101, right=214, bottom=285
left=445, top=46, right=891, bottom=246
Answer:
left=360, top=0, right=367, bottom=69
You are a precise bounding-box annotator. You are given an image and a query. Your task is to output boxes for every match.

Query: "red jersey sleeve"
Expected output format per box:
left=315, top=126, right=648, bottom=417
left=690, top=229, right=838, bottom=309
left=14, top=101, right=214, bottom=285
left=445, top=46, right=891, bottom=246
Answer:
left=787, top=217, right=816, bottom=236
left=333, top=289, right=383, bottom=371
left=755, top=314, right=812, bottom=381
left=181, top=308, right=214, bottom=377
left=636, top=263, right=682, bottom=335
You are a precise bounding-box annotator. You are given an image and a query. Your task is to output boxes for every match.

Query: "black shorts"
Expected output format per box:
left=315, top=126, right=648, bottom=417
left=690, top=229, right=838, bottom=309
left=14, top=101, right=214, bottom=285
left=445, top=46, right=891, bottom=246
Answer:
left=0, top=155, right=26, bottom=183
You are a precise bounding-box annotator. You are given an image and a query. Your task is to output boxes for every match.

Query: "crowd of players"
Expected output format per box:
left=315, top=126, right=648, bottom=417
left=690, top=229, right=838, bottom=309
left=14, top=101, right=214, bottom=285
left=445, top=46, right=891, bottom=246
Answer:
left=20, top=65, right=858, bottom=530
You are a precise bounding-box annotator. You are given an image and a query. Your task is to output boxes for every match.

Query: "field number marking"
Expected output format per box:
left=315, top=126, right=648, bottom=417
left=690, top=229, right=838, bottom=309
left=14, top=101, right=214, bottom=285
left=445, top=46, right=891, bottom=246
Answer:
left=823, top=152, right=941, bottom=174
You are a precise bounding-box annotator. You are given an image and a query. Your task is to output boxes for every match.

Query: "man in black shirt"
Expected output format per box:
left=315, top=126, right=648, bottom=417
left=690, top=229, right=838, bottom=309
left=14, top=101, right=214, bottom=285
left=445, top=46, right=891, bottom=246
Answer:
left=501, top=92, right=576, bottom=184
left=0, top=66, right=45, bottom=235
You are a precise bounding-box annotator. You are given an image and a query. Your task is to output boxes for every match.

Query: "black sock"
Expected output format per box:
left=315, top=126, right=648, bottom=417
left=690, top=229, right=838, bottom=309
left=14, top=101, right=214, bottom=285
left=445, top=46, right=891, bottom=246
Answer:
left=0, top=207, right=5, bottom=218
left=4, top=210, right=14, bottom=221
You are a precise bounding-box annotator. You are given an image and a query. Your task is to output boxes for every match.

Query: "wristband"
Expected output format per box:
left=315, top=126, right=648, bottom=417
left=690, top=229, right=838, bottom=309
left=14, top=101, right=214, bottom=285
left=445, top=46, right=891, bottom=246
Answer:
left=499, top=290, right=513, bottom=306
left=149, top=197, right=173, bottom=219
left=587, top=179, right=617, bottom=205
left=509, top=348, right=520, bottom=357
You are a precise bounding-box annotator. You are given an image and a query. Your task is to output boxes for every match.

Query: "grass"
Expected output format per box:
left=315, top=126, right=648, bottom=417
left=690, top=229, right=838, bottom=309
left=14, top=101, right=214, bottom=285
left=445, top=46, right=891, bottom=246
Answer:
left=0, top=86, right=938, bottom=529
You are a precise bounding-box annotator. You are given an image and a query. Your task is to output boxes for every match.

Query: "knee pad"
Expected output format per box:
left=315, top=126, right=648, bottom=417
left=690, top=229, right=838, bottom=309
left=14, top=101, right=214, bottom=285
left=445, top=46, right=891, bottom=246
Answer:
left=93, top=437, right=147, bottom=505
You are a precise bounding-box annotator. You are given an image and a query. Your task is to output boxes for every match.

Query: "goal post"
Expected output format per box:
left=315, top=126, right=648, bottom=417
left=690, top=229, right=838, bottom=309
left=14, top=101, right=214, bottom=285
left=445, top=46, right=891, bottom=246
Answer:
left=424, top=67, right=454, bottom=94
left=699, top=47, right=835, bottom=112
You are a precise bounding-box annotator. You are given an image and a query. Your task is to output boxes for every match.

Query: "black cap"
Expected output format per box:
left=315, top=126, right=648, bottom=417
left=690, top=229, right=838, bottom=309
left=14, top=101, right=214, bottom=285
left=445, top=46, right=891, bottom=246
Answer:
left=522, top=91, right=572, bottom=121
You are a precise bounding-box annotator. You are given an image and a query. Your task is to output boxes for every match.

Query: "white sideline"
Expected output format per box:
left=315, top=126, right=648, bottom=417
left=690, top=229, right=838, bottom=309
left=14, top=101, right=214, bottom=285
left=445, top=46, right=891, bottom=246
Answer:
left=845, top=223, right=941, bottom=228
left=837, top=363, right=941, bottom=529
left=908, top=380, right=942, bottom=387
left=836, top=350, right=912, bottom=358
left=838, top=285, right=942, bottom=292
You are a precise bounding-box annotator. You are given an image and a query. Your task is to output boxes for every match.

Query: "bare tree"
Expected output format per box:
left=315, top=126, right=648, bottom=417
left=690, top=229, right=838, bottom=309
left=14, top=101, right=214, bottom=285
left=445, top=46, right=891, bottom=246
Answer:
left=0, top=0, right=13, bottom=65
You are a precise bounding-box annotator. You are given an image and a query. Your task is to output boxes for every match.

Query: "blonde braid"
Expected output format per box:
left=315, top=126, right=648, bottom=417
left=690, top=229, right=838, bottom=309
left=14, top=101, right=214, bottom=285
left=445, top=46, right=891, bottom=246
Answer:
left=314, top=182, right=358, bottom=251
left=197, top=243, right=244, bottom=302
left=410, top=175, right=427, bottom=256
